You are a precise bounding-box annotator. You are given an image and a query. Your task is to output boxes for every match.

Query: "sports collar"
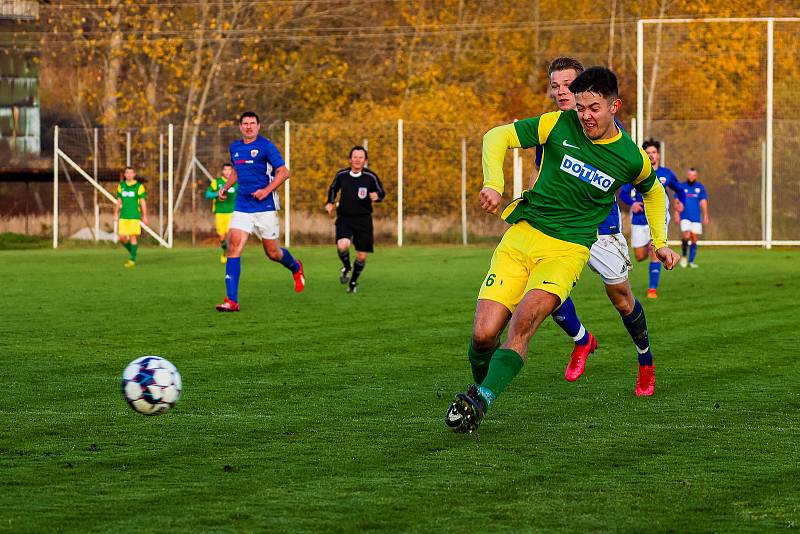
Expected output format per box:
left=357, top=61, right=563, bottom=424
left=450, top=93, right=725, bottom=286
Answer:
left=589, top=126, right=623, bottom=145
left=349, top=171, right=362, bottom=177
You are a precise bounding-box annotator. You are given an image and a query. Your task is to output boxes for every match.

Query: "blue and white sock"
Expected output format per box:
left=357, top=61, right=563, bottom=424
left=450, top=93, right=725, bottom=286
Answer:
left=552, top=297, right=589, bottom=345
left=225, top=257, right=241, bottom=302
left=649, top=261, right=661, bottom=290
left=278, top=247, right=300, bottom=273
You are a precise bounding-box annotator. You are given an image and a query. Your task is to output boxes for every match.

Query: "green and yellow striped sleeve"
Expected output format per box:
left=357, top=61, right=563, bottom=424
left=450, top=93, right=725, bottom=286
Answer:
left=481, top=112, right=562, bottom=194
left=634, top=150, right=667, bottom=249
left=513, top=111, right=561, bottom=148
left=481, top=123, right=522, bottom=194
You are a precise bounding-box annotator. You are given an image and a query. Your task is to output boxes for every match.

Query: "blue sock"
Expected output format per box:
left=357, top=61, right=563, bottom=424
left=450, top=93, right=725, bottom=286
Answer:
left=648, top=261, right=661, bottom=290
left=551, top=297, right=589, bottom=345
left=620, top=299, right=653, bottom=366
left=689, top=243, right=697, bottom=263
left=278, top=248, right=300, bottom=273
left=225, top=257, right=241, bottom=302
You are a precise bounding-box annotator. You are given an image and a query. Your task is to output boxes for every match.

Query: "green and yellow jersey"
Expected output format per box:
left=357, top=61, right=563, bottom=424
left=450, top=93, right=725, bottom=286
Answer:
left=482, top=109, right=666, bottom=249
left=206, top=177, right=236, bottom=214
left=116, top=180, right=146, bottom=220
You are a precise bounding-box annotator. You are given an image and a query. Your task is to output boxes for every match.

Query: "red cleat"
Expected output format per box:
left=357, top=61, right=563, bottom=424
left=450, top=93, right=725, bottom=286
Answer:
left=565, top=332, right=598, bottom=382
left=215, top=297, right=240, bottom=312
left=636, top=364, right=656, bottom=396
left=647, top=288, right=658, bottom=299
left=293, top=260, right=305, bottom=293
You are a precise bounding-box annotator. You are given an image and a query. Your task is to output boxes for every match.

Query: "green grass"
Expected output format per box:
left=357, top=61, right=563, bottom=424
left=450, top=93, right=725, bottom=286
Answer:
left=0, top=232, right=50, bottom=250
left=1, top=245, right=799, bottom=533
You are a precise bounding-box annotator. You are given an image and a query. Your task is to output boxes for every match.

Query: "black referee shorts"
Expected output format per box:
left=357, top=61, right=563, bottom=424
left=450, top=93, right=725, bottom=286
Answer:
left=335, top=214, right=374, bottom=253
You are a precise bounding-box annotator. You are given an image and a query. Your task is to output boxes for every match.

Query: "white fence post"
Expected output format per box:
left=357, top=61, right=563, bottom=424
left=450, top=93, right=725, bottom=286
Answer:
left=397, top=119, right=404, bottom=247
left=636, top=19, right=644, bottom=146
left=512, top=119, right=522, bottom=198
left=93, top=128, right=99, bottom=241
left=53, top=125, right=58, bottom=249
left=159, top=132, right=164, bottom=237
left=191, top=134, right=197, bottom=245
left=761, top=140, right=767, bottom=244
left=284, top=120, right=291, bottom=247
left=168, top=124, right=174, bottom=248
left=765, top=17, right=774, bottom=250
left=126, top=130, right=131, bottom=167
left=461, top=137, right=467, bottom=245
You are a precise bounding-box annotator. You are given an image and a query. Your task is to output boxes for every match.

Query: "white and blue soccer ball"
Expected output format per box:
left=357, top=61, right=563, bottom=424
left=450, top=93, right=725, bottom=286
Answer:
left=121, top=356, right=182, bottom=415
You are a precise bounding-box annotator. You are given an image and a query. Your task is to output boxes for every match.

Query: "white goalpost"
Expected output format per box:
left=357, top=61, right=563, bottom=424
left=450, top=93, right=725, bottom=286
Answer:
left=637, top=16, right=800, bottom=248
left=52, top=125, right=174, bottom=249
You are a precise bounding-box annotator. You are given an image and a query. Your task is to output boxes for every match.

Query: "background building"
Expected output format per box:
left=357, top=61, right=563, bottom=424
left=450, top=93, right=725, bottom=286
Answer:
left=0, top=0, right=40, bottom=160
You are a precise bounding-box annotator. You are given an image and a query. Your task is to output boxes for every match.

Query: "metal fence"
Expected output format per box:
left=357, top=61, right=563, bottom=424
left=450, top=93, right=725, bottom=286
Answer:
left=636, top=17, right=800, bottom=247
left=42, top=120, right=527, bottom=247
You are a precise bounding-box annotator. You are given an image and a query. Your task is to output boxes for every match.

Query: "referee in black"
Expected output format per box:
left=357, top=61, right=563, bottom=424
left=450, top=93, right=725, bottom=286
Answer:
left=324, top=145, right=386, bottom=293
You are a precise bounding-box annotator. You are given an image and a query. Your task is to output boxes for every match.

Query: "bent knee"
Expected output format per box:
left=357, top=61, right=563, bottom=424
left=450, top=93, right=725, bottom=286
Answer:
left=471, top=332, right=498, bottom=353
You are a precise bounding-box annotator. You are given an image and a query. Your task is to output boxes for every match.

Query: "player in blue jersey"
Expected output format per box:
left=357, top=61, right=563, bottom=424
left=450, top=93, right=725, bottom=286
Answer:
left=677, top=168, right=709, bottom=268
left=619, top=139, right=684, bottom=298
left=519, top=57, right=663, bottom=394
left=215, top=111, right=305, bottom=312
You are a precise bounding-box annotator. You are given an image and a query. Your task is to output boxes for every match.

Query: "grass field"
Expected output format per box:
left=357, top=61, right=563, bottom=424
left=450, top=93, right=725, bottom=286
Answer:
left=2, top=244, right=799, bottom=532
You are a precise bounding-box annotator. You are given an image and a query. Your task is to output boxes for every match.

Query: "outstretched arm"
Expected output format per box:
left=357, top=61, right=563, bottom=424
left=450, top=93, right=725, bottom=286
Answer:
left=640, top=180, right=678, bottom=269
left=480, top=123, right=522, bottom=214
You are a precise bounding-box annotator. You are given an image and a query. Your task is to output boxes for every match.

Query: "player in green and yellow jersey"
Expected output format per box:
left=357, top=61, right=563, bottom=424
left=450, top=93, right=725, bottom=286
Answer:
left=114, top=167, right=149, bottom=268
left=204, top=163, right=237, bottom=264
left=444, top=67, right=679, bottom=434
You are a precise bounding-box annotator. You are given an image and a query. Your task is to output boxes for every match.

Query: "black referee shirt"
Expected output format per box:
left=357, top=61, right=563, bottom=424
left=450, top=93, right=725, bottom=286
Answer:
left=326, top=168, right=386, bottom=216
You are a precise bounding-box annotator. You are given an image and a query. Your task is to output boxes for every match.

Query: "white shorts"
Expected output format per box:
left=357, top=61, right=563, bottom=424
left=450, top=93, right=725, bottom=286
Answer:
left=680, top=220, right=703, bottom=234
left=630, top=224, right=652, bottom=249
left=229, top=210, right=279, bottom=240
left=588, top=233, right=632, bottom=285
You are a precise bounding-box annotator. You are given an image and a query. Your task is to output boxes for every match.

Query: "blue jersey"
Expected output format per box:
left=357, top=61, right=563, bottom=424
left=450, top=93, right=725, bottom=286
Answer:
left=679, top=181, right=707, bottom=222
left=619, top=166, right=683, bottom=226
left=229, top=135, right=286, bottom=213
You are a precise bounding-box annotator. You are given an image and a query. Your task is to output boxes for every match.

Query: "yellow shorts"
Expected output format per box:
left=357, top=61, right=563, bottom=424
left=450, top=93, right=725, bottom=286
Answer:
left=215, top=213, right=233, bottom=237
left=118, top=218, right=142, bottom=236
left=477, top=222, right=590, bottom=311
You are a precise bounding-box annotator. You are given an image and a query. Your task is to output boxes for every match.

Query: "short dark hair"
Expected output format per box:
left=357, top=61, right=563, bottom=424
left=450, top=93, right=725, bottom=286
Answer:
left=239, top=111, right=259, bottom=124
left=568, top=66, right=619, bottom=100
left=222, top=162, right=232, bottom=168
left=688, top=167, right=698, bottom=173
left=349, top=145, right=368, bottom=159
left=642, top=139, right=661, bottom=152
left=549, top=57, right=584, bottom=76
left=124, top=166, right=135, bottom=172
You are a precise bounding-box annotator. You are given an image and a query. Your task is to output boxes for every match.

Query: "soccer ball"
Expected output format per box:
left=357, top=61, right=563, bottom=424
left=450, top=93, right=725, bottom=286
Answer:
left=121, top=356, right=182, bottom=415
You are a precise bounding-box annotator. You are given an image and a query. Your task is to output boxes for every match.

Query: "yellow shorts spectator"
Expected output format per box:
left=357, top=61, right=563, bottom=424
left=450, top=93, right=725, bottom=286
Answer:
left=215, top=213, right=233, bottom=237
left=477, top=222, right=590, bottom=311
left=118, top=218, right=142, bottom=236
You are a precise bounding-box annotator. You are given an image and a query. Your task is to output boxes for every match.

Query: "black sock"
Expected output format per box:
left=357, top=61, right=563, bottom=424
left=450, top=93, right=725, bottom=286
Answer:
left=338, top=249, right=351, bottom=271
left=620, top=300, right=652, bottom=366
left=681, top=239, right=688, bottom=256
left=349, top=260, right=365, bottom=286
